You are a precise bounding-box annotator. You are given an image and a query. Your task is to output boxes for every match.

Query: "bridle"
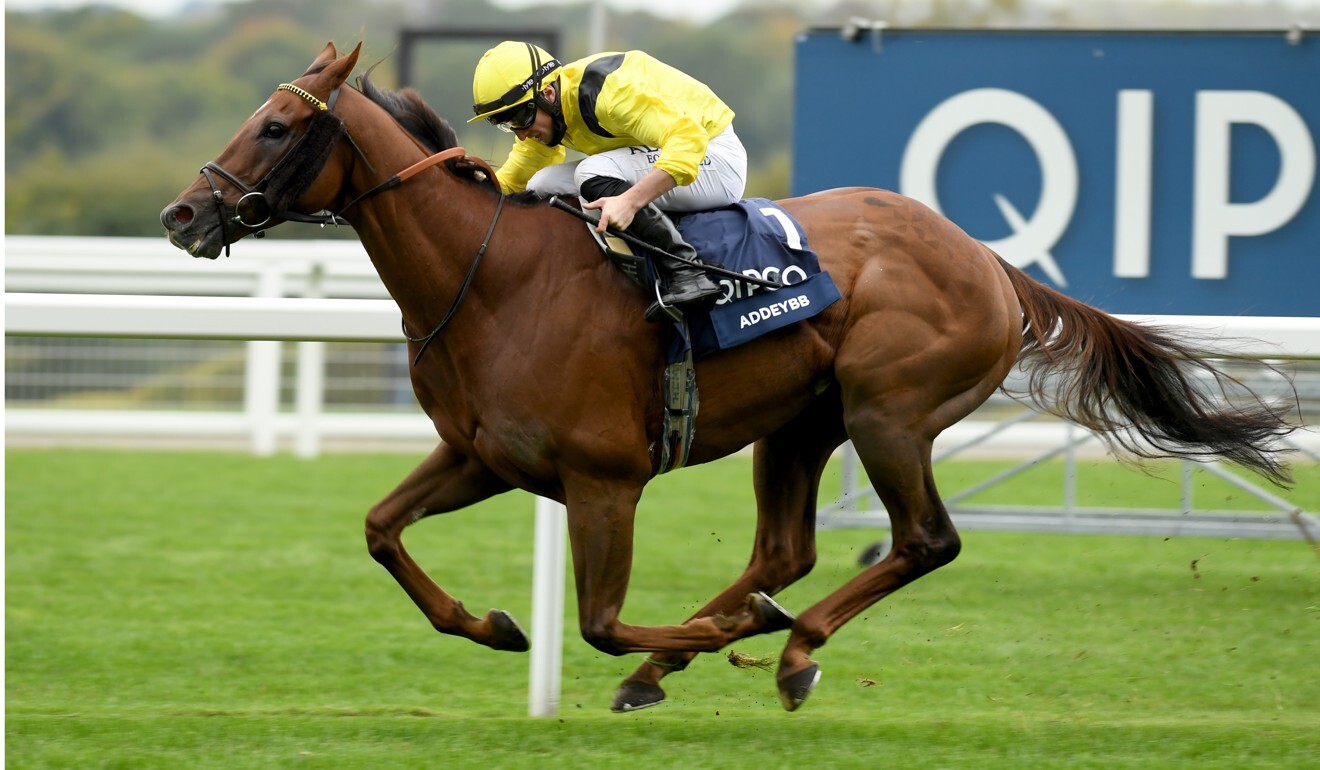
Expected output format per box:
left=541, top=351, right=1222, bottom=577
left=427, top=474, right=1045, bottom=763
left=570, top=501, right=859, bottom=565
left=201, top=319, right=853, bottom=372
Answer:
left=198, top=81, right=505, bottom=364
left=199, top=83, right=354, bottom=256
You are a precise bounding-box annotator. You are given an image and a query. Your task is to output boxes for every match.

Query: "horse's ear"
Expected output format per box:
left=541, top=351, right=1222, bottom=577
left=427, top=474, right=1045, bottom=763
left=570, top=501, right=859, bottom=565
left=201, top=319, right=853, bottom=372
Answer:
left=305, top=41, right=339, bottom=75
left=313, top=41, right=362, bottom=92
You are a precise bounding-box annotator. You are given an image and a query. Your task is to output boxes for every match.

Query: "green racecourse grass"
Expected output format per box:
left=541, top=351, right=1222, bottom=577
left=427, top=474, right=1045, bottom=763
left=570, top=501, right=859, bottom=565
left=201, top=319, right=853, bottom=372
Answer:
left=6, top=448, right=1319, bottom=769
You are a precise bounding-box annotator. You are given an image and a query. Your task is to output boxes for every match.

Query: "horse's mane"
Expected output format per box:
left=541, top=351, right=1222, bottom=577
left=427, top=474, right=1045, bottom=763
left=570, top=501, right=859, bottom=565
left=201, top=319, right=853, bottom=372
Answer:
left=355, top=71, right=509, bottom=194
left=357, top=71, right=458, bottom=154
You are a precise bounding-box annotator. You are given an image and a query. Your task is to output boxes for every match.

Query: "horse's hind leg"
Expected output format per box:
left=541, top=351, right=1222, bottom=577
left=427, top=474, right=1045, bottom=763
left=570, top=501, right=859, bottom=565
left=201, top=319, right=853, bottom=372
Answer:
left=776, top=418, right=962, bottom=710
left=612, top=397, right=847, bottom=712
left=364, top=441, right=523, bottom=650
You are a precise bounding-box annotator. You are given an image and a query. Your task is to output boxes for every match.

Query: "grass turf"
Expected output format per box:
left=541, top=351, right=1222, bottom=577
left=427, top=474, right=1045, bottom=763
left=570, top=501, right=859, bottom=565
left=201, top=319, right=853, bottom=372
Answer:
left=6, top=449, right=1318, bottom=768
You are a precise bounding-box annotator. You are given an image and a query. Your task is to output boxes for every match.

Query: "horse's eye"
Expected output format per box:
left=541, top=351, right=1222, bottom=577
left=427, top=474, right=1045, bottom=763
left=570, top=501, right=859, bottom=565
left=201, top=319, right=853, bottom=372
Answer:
left=262, top=123, right=288, bottom=140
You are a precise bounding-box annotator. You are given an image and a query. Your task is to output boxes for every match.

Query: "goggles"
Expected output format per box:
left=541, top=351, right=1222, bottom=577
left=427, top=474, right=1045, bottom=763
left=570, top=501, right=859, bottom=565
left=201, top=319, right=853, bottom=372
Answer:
left=488, top=100, right=538, bottom=132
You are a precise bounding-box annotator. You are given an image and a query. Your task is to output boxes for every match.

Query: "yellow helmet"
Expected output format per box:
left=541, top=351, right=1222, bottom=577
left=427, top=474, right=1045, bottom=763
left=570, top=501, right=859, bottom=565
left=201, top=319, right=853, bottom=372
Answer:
left=469, top=41, right=563, bottom=124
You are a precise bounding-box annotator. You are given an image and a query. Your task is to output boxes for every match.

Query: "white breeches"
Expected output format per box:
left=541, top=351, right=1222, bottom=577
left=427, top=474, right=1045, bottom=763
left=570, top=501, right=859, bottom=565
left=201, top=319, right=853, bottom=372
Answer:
left=526, top=125, right=747, bottom=212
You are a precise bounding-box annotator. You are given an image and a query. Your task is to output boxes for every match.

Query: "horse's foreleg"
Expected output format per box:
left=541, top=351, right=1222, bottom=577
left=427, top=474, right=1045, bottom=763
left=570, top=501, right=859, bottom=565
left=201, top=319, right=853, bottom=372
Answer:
left=364, top=441, right=522, bottom=650
left=776, top=423, right=961, bottom=711
left=612, top=400, right=846, bottom=712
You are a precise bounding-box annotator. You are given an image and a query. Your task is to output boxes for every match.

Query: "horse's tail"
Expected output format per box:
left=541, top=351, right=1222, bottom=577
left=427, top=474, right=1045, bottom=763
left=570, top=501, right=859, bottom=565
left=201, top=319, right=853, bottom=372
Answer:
left=995, top=255, right=1297, bottom=487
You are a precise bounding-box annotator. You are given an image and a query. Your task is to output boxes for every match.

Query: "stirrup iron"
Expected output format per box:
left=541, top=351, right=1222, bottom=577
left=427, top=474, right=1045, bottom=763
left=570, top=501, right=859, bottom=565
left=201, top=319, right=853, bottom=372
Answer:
left=646, top=279, right=683, bottom=323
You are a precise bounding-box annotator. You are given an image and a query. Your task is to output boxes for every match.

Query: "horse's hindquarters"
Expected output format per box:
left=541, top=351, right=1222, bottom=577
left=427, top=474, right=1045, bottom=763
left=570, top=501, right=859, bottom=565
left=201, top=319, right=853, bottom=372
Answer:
left=785, top=188, right=1022, bottom=435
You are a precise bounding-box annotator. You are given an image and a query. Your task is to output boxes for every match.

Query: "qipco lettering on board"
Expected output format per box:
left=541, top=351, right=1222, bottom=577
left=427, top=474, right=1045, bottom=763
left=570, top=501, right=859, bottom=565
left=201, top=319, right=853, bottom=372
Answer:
left=899, top=88, right=1316, bottom=286
left=715, top=207, right=811, bottom=306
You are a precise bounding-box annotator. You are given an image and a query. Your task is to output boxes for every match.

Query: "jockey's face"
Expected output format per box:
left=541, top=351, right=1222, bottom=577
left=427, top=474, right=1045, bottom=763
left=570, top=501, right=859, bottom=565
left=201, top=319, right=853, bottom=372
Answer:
left=513, top=86, right=557, bottom=145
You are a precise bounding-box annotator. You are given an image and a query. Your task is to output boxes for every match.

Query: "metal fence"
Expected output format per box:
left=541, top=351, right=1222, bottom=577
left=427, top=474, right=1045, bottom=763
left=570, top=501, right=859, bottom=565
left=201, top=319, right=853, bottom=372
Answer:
left=821, top=365, right=1320, bottom=546
left=6, top=336, right=412, bottom=414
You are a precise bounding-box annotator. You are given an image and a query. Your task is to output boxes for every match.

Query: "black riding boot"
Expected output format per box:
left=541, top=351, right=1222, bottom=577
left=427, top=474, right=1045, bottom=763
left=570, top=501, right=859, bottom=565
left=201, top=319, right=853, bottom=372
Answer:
left=628, top=204, right=722, bottom=312
left=580, top=176, right=721, bottom=318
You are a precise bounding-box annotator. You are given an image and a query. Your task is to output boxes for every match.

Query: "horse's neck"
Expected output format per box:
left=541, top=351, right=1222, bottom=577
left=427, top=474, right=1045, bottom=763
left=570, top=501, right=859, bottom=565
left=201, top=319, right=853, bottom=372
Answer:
left=353, top=178, right=487, bottom=312
left=339, top=114, right=494, bottom=332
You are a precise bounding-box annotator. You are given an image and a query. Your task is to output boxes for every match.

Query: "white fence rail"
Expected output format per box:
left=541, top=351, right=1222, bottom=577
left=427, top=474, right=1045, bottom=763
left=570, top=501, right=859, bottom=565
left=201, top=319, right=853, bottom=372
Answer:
left=5, top=235, right=386, bottom=298
left=5, top=292, right=427, bottom=457
left=6, top=236, right=426, bottom=456
left=7, top=236, right=1320, bottom=459
left=9, top=290, right=1320, bottom=453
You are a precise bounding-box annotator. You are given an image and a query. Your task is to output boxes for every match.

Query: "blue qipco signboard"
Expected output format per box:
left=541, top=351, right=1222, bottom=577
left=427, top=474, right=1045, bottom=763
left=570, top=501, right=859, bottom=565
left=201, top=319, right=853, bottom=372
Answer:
left=792, top=29, right=1318, bottom=316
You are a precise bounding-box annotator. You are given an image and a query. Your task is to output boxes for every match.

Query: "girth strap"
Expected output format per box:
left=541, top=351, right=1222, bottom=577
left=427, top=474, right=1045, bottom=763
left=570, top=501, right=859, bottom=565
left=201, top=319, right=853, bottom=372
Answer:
left=659, top=320, right=699, bottom=473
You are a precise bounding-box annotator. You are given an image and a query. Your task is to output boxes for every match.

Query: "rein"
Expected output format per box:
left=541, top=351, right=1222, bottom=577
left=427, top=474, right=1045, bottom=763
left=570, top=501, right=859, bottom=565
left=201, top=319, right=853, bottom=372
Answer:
left=403, top=191, right=506, bottom=366
left=336, top=146, right=468, bottom=217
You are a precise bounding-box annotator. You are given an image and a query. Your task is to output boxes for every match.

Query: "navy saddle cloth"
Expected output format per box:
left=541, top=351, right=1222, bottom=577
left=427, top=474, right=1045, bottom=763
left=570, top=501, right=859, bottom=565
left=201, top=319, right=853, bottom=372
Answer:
left=662, top=198, right=840, bottom=362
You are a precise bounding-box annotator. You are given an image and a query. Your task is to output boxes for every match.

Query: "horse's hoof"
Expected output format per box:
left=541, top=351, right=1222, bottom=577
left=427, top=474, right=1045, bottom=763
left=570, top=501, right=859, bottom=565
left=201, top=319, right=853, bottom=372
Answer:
left=777, top=663, right=821, bottom=712
left=610, top=681, right=666, bottom=712
left=486, top=609, right=530, bottom=652
left=749, top=591, right=795, bottom=633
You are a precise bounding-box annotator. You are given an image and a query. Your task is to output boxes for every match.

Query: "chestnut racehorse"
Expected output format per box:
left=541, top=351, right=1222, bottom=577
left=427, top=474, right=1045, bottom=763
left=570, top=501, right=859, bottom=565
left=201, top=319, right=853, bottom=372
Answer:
left=160, top=42, right=1294, bottom=712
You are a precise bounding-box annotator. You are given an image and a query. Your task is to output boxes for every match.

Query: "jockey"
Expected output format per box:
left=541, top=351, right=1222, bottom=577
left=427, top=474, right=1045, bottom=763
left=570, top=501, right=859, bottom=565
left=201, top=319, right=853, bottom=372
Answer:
left=470, top=41, right=748, bottom=317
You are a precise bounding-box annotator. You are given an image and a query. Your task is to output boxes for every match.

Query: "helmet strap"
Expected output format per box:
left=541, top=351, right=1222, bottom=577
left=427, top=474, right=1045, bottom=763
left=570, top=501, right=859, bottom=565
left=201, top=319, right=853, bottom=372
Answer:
left=536, top=79, right=567, bottom=147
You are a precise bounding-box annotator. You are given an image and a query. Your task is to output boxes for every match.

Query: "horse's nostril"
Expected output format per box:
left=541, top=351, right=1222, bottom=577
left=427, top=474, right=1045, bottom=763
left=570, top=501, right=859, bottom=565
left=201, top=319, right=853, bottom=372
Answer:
left=162, top=204, right=194, bottom=230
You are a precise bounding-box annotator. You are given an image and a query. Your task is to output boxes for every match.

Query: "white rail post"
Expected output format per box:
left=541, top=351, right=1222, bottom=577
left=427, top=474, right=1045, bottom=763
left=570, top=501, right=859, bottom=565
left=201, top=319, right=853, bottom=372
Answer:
left=294, top=262, right=327, bottom=459
left=245, top=267, right=284, bottom=456
left=529, top=497, right=567, bottom=717
left=294, top=341, right=325, bottom=458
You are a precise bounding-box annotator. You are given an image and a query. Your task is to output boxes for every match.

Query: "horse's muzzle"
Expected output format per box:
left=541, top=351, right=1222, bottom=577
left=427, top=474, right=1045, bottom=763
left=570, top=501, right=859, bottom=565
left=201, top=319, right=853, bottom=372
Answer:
left=160, top=200, right=224, bottom=260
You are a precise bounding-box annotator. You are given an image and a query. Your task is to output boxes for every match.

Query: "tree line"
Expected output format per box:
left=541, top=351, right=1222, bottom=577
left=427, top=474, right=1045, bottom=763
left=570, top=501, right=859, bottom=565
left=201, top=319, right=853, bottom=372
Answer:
left=5, top=0, right=803, bottom=237
left=6, top=0, right=1313, bottom=237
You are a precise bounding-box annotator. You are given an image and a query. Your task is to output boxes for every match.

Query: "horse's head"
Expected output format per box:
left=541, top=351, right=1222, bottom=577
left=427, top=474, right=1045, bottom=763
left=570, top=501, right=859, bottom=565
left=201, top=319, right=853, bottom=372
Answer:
left=160, top=42, right=361, bottom=259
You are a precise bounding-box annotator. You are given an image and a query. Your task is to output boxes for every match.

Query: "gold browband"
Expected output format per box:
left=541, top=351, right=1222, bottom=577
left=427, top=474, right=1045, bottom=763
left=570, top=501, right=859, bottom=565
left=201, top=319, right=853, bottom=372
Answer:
left=277, top=83, right=328, bottom=112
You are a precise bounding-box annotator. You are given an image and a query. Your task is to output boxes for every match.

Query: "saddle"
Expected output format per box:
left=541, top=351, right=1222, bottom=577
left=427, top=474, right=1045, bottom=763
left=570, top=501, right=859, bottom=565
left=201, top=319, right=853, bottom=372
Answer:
left=553, top=196, right=841, bottom=358
left=550, top=196, right=842, bottom=475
